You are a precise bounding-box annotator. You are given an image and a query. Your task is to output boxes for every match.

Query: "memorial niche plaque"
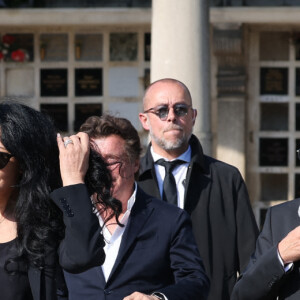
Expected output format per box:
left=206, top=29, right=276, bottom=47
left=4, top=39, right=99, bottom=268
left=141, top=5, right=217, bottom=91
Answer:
left=74, top=103, right=102, bottom=131
left=144, top=33, right=151, bottom=61
left=40, top=69, right=67, bottom=97
left=261, top=173, right=287, bottom=201
left=75, top=68, right=102, bottom=97
left=260, top=67, right=288, bottom=95
left=144, top=69, right=150, bottom=90
left=295, top=33, right=300, bottom=61
left=295, top=103, right=300, bottom=131
left=40, top=104, right=68, bottom=132
left=295, top=174, right=300, bottom=198
left=260, top=103, right=288, bottom=131
left=295, top=69, right=300, bottom=96
left=259, top=138, right=288, bottom=166
left=296, top=139, right=300, bottom=167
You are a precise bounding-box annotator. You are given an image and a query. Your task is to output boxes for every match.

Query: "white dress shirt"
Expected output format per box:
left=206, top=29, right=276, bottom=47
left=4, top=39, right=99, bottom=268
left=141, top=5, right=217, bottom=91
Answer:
left=94, top=183, right=137, bottom=281
left=151, top=146, right=191, bottom=209
left=94, top=183, right=168, bottom=300
left=277, top=249, right=293, bottom=272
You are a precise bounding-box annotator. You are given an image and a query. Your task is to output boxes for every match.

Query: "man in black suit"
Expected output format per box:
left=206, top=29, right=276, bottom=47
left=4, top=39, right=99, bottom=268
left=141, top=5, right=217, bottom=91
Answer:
left=52, top=115, right=209, bottom=300
left=138, top=78, right=259, bottom=300
left=231, top=199, right=300, bottom=300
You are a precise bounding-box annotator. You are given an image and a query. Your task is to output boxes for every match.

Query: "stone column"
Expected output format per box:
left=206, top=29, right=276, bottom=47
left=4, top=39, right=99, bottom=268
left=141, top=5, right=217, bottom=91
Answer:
left=151, top=0, right=211, bottom=154
left=212, top=24, right=246, bottom=176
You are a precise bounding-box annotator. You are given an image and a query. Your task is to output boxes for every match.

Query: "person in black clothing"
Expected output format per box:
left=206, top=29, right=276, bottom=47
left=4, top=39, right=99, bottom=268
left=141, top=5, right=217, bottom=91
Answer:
left=0, top=101, right=118, bottom=300
left=0, top=101, right=64, bottom=300
left=138, top=78, right=259, bottom=300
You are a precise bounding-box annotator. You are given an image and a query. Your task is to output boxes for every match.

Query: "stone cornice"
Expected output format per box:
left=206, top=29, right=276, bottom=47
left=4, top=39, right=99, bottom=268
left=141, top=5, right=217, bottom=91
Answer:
left=0, top=8, right=151, bottom=26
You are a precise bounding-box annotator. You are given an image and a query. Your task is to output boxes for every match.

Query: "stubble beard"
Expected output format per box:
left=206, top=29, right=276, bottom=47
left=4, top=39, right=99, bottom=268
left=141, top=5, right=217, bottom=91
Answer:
left=149, top=125, right=191, bottom=151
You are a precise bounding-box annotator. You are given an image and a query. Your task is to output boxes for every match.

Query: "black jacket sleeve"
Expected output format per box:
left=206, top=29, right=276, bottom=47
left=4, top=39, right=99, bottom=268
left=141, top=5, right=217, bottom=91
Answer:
left=231, top=208, right=287, bottom=300
left=51, top=184, right=105, bottom=273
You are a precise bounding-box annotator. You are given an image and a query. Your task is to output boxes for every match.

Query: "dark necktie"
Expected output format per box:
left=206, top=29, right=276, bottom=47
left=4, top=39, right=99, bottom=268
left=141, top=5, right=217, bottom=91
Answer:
left=156, top=159, right=185, bottom=205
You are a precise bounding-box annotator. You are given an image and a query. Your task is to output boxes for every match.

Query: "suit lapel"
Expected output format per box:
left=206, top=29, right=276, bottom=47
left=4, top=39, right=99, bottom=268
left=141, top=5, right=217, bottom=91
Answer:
left=137, top=167, right=161, bottom=200
left=97, top=265, right=106, bottom=287
left=106, top=188, right=153, bottom=283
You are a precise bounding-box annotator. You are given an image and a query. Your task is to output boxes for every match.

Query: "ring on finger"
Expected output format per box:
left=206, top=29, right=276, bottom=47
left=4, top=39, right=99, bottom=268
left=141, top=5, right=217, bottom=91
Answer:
left=64, top=139, right=74, bottom=147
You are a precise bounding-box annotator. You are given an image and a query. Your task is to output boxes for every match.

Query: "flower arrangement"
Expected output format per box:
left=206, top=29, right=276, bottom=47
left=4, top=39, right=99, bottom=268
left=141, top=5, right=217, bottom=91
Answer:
left=0, top=34, right=29, bottom=62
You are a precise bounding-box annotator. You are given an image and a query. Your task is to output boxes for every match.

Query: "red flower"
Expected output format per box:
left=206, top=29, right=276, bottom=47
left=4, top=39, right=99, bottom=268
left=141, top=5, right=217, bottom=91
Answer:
left=2, top=34, right=15, bottom=45
left=11, top=49, right=26, bottom=62
left=0, top=52, right=3, bottom=60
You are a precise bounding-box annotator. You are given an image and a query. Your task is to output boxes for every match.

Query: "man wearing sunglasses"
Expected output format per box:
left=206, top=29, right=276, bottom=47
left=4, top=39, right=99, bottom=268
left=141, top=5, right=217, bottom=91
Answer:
left=138, top=78, right=259, bottom=300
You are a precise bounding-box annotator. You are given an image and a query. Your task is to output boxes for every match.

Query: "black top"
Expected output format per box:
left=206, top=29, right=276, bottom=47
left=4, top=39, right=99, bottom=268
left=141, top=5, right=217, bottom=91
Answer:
left=0, top=238, right=33, bottom=300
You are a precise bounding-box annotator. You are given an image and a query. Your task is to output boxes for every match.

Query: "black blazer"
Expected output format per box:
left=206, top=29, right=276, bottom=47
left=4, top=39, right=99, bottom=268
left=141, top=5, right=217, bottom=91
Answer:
left=138, top=135, right=259, bottom=300
left=51, top=184, right=210, bottom=300
left=231, top=198, right=300, bottom=300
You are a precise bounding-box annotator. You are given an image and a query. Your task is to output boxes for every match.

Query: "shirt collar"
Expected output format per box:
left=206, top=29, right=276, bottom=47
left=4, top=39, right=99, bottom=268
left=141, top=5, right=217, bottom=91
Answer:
left=151, top=146, right=191, bottom=163
left=126, top=182, right=137, bottom=211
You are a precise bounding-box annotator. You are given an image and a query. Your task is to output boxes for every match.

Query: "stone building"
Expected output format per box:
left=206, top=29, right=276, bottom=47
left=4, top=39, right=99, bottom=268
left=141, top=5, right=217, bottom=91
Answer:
left=0, top=0, right=297, bottom=226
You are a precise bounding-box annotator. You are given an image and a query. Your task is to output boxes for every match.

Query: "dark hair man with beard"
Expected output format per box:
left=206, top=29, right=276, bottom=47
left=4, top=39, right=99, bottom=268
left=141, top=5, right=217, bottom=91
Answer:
left=138, top=78, right=259, bottom=300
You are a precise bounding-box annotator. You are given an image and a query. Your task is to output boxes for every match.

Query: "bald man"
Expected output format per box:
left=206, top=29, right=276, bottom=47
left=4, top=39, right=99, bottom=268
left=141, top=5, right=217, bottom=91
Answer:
left=138, top=78, right=259, bottom=300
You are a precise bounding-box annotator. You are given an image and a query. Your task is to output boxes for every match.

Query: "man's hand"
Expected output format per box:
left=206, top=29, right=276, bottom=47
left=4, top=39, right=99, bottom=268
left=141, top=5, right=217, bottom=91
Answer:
left=57, top=132, right=90, bottom=186
left=123, top=292, right=159, bottom=300
left=278, top=225, right=300, bottom=264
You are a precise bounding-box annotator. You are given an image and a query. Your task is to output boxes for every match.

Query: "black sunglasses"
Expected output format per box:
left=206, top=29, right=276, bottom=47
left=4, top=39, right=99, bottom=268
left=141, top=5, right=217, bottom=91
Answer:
left=0, top=152, right=14, bottom=169
left=143, top=104, right=192, bottom=121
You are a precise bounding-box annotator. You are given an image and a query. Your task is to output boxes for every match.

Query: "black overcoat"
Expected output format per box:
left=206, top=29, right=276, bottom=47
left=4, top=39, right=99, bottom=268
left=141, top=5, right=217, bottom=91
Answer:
left=138, top=134, right=259, bottom=300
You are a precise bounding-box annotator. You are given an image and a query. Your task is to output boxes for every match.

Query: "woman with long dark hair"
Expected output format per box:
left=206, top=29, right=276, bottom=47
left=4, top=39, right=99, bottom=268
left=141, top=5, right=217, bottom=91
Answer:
left=0, top=101, right=119, bottom=300
left=0, top=101, right=63, bottom=300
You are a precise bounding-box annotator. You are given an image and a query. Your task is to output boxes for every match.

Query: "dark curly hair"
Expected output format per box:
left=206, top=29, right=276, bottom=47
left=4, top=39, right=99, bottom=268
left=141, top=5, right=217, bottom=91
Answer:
left=0, top=102, right=120, bottom=271
left=85, top=148, right=122, bottom=225
left=0, top=100, right=63, bottom=270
